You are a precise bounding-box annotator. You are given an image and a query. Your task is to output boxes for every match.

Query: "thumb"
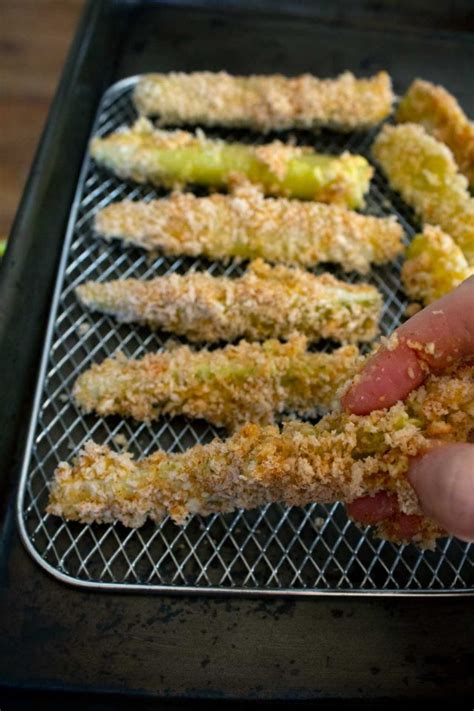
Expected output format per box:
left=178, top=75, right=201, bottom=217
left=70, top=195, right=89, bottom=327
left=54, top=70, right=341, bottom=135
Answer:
left=409, top=443, right=474, bottom=542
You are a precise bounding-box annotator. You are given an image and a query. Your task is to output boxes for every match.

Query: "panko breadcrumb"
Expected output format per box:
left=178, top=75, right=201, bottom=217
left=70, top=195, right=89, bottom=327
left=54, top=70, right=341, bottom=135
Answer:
left=402, top=225, right=473, bottom=304
left=372, top=123, right=474, bottom=264
left=73, top=337, right=361, bottom=430
left=90, top=118, right=373, bottom=208
left=397, top=79, right=474, bottom=188
left=95, top=187, right=404, bottom=274
left=133, top=71, right=394, bottom=132
left=76, top=259, right=382, bottom=344
left=48, top=365, right=474, bottom=547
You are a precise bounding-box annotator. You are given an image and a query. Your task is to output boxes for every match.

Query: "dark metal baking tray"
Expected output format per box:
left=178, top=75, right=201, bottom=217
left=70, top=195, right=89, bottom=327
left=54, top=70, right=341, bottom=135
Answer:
left=1, top=0, right=473, bottom=701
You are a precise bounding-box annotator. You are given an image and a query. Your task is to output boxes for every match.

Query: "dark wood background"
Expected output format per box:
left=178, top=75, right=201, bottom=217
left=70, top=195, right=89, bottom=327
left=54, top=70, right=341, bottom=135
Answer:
left=1, top=0, right=84, bottom=237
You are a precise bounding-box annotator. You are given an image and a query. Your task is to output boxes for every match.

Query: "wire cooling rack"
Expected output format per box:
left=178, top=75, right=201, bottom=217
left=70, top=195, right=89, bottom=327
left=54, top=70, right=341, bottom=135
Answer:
left=17, top=76, right=473, bottom=595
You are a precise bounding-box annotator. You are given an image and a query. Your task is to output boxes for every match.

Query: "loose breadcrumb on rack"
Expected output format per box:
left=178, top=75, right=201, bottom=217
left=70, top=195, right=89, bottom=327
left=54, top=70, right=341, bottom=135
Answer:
left=402, top=225, right=473, bottom=305
left=48, top=365, right=474, bottom=548
left=405, top=303, right=422, bottom=318
left=397, top=78, right=474, bottom=188
left=133, top=70, right=394, bottom=132
left=95, top=187, right=404, bottom=274
left=75, top=259, right=382, bottom=345
left=73, top=336, right=361, bottom=430
left=90, top=118, right=373, bottom=208
left=372, top=123, right=474, bottom=264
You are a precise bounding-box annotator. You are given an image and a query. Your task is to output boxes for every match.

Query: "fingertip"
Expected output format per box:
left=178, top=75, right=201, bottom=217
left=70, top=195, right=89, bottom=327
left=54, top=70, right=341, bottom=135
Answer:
left=346, top=492, right=397, bottom=524
left=343, top=344, right=424, bottom=414
left=409, top=443, right=474, bottom=542
left=344, top=277, right=474, bottom=415
left=346, top=493, right=428, bottom=542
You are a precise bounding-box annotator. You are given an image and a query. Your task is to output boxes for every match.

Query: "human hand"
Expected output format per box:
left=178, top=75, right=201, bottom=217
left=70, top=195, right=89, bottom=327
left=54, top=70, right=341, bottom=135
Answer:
left=342, top=276, right=474, bottom=542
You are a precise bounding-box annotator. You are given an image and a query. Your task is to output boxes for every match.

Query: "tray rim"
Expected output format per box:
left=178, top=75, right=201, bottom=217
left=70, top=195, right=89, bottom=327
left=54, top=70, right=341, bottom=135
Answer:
left=16, top=73, right=473, bottom=598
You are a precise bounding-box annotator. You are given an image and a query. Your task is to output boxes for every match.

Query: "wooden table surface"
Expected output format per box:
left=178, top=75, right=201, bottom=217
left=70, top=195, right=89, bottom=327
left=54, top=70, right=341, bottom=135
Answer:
left=0, top=0, right=85, bottom=236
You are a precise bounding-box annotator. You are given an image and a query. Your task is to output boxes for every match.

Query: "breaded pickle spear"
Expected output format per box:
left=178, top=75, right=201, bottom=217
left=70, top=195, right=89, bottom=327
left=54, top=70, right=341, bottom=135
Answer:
left=90, top=118, right=373, bottom=208
left=372, top=123, right=474, bottom=264
left=48, top=365, right=474, bottom=546
left=396, top=79, right=474, bottom=188
left=76, top=260, right=382, bottom=344
left=133, top=70, right=394, bottom=132
left=95, top=188, right=403, bottom=274
left=402, top=226, right=473, bottom=305
left=73, top=337, right=361, bottom=430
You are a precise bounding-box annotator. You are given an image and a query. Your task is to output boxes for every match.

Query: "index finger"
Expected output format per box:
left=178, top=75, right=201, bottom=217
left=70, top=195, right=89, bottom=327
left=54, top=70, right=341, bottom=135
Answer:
left=342, top=276, right=474, bottom=415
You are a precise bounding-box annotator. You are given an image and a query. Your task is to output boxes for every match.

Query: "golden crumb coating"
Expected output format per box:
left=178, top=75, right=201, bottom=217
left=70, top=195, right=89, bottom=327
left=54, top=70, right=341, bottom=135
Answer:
left=90, top=118, right=373, bottom=208
left=372, top=123, right=474, bottom=265
left=48, top=366, right=474, bottom=546
left=133, top=70, right=394, bottom=132
left=95, top=187, right=404, bottom=274
left=402, top=225, right=473, bottom=305
left=76, top=259, right=382, bottom=344
left=73, top=336, right=361, bottom=430
left=397, top=79, right=474, bottom=188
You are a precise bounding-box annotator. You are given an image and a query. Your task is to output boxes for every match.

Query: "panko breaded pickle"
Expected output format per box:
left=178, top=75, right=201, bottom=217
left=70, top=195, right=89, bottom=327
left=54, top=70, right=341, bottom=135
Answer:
left=95, top=188, right=404, bottom=274
left=90, top=118, right=373, bottom=208
left=73, top=337, right=361, bottom=430
left=76, top=259, right=382, bottom=344
left=402, top=225, right=473, bottom=305
left=372, top=123, right=474, bottom=264
left=396, top=79, right=474, bottom=188
left=133, top=70, right=394, bottom=132
left=48, top=365, right=474, bottom=547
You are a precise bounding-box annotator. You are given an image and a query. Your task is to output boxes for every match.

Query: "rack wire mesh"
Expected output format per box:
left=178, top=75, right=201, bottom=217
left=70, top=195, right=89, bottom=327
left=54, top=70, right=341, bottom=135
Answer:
left=17, top=77, right=473, bottom=594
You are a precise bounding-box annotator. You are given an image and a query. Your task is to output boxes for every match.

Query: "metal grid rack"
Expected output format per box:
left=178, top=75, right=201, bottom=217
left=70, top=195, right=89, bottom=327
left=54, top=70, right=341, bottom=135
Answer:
left=17, top=77, right=473, bottom=595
